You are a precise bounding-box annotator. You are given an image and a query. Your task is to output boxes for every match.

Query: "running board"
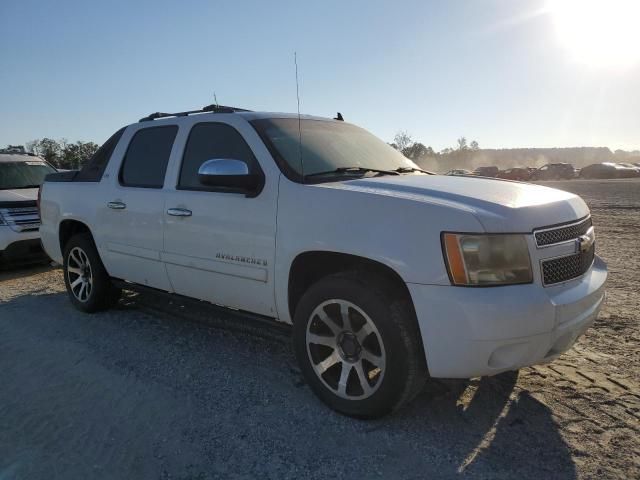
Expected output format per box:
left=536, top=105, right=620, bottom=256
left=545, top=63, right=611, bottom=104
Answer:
left=111, top=279, right=291, bottom=340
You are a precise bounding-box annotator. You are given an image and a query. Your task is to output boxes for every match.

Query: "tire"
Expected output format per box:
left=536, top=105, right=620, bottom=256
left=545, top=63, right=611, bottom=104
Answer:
left=63, top=233, right=121, bottom=313
left=293, top=271, right=428, bottom=418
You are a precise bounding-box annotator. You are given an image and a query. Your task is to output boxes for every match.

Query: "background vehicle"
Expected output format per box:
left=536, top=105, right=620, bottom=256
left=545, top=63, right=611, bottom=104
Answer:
left=444, top=169, right=474, bottom=176
left=473, top=166, right=499, bottom=177
left=39, top=105, right=607, bottom=418
left=496, top=167, right=531, bottom=181
left=529, top=163, right=576, bottom=180
left=617, top=163, right=640, bottom=176
left=580, top=162, right=639, bottom=179
left=0, top=152, right=55, bottom=265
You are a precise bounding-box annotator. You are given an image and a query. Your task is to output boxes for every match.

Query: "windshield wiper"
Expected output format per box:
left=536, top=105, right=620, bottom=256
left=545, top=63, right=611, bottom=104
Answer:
left=394, top=167, right=434, bottom=175
left=13, top=184, right=41, bottom=189
left=305, top=167, right=400, bottom=179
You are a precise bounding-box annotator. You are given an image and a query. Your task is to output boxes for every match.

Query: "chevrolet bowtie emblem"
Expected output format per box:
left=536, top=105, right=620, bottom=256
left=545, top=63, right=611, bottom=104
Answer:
left=575, top=227, right=595, bottom=254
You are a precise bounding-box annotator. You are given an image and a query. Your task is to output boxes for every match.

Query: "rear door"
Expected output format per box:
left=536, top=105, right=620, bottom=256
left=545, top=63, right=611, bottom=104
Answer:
left=162, top=118, right=279, bottom=317
left=97, top=124, right=178, bottom=291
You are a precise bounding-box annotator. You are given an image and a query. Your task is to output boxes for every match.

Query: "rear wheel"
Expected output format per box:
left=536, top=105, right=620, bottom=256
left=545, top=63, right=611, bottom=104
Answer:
left=63, top=233, right=121, bottom=313
left=293, top=271, right=427, bottom=418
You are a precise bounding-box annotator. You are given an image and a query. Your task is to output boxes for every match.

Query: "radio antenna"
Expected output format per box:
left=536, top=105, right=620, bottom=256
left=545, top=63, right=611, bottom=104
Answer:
left=294, top=52, right=304, bottom=181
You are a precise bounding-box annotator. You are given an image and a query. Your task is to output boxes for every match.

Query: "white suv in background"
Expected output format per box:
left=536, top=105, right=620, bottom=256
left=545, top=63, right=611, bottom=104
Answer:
left=0, top=151, right=55, bottom=264
left=39, top=105, right=607, bottom=418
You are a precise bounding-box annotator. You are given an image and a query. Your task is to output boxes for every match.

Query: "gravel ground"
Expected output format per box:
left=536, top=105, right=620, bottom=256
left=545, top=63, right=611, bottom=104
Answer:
left=0, top=179, right=638, bottom=479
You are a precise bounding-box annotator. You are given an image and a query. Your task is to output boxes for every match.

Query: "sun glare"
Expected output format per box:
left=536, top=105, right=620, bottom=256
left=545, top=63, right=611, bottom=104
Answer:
left=548, top=0, right=640, bottom=68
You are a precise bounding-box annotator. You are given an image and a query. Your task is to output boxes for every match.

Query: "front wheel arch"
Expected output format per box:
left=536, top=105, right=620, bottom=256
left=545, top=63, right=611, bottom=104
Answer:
left=287, top=251, right=413, bottom=320
left=292, top=270, right=428, bottom=417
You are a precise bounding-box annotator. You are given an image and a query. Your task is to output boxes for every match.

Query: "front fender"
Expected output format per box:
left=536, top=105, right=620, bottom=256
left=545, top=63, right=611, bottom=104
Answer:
left=274, top=178, right=484, bottom=323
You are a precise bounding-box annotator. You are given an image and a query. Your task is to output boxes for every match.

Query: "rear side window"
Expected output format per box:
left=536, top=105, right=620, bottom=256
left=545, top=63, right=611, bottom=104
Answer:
left=75, top=127, right=126, bottom=182
left=119, top=126, right=178, bottom=188
left=178, top=122, right=259, bottom=190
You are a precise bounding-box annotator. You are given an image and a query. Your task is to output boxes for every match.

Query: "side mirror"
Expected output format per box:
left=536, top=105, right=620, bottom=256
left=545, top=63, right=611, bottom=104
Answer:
left=197, top=159, right=262, bottom=193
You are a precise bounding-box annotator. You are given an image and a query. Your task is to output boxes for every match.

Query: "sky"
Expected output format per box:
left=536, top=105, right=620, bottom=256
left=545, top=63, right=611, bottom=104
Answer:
left=1, top=0, right=639, bottom=151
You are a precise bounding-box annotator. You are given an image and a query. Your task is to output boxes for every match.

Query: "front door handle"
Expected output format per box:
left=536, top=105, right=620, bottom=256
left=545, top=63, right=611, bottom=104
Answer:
left=107, top=201, right=126, bottom=210
left=167, top=208, right=192, bottom=217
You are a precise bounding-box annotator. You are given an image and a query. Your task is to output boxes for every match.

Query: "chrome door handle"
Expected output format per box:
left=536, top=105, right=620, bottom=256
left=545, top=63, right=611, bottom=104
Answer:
left=107, top=201, right=126, bottom=210
left=167, top=208, right=192, bottom=217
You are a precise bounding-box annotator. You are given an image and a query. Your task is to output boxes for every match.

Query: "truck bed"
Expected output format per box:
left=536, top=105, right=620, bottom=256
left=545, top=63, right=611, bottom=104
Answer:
left=45, top=171, right=79, bottom=182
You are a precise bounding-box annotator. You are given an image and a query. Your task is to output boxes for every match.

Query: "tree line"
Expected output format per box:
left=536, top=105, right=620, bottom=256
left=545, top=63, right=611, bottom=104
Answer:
left=5, top=132, right=639, bottom=173
left=389, top=131, right=481, bottom=171
left=389, top=131, right=639, bottom=171
left=24, top=138, right=99, bottom=170
left=390, top=131, right=480, bottom=159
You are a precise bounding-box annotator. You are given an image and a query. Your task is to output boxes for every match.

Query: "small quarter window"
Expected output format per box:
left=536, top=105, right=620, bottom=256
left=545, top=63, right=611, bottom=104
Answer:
left=120, top=126, right=177, bottom=188
left=178, top=123, right=259, bottom=190
left=76, top=127, right=126, bottom=182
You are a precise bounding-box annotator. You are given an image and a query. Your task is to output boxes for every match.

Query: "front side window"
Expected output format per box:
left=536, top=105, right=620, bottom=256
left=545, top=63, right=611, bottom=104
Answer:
left=251, top=118, right=418, bottom=182
left=0, top=161, right=56, bottom=190
left=119, top=126, right=178, bottom=188
left=178, top=122, right=259, bottom=190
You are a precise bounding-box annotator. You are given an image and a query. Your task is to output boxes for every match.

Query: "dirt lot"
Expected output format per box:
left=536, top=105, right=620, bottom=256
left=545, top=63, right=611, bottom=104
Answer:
left=0, top=179, right=638, bottom=479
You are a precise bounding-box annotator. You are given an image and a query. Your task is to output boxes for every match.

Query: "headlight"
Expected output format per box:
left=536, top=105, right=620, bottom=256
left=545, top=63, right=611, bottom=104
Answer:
left=442, top=233, right=533, bottom=286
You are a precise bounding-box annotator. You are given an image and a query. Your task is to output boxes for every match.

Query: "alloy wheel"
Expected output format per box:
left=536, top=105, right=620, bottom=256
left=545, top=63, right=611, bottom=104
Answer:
left=67, top=247, right=93, bottom=303
left=306, top=299, right=386, bottom=400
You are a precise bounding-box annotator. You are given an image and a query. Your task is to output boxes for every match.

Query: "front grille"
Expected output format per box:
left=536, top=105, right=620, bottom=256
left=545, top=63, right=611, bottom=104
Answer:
left=0, top=207, right=41, bottom=233
left=535, top=217, right=592, bottom=247
left=542, top=244, right=595, bottom=285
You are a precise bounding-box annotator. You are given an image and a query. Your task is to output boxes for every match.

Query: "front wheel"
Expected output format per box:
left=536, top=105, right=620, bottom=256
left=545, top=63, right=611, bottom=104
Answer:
left=63, top=233, right=121, bottom=313
left=293, top=272, right=427, bottom=418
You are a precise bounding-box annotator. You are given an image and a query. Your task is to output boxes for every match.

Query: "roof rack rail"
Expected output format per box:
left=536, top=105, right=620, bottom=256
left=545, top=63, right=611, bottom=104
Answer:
left=139, top=104, right=252, bottom=122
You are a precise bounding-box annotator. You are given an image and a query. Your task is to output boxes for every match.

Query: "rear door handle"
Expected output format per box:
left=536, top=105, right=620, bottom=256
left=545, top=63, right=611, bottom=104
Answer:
left=107, top=201, right=126, bottom=210
left=167, top=208, right=192, bottom=217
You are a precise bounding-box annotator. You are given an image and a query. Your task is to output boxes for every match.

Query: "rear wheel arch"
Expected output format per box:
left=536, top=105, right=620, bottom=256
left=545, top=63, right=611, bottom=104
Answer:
left=62, top=231, right=121, bottom=312
left=59, top=219, right=93, bottom=253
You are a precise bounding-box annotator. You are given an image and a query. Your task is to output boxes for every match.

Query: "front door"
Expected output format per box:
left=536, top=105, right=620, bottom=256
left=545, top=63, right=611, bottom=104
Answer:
left=162, top=120, right=278, bottom=317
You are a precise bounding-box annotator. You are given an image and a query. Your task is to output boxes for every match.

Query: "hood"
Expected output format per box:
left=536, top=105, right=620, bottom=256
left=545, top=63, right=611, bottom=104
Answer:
left=320, top=175, right=589, bottom=232
left=0, top=188, right=38, bottom=206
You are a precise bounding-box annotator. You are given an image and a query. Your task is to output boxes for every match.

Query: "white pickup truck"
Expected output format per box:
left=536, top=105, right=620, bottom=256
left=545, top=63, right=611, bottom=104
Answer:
left=40, top=105, right=607, bottom=418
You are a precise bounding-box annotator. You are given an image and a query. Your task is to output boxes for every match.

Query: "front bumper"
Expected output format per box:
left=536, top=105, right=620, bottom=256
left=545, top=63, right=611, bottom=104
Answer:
left=0, top=227, right=47, bottom=264
left=408, top=255, right=607, bottom=378
left=0, top=226, right=41, bottom=251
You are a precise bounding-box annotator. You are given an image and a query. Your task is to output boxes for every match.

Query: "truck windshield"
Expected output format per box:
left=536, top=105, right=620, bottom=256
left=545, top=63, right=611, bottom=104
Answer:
left=251, top=118, right=419, bottom=181
left=0, top=161, right=56, bottom=190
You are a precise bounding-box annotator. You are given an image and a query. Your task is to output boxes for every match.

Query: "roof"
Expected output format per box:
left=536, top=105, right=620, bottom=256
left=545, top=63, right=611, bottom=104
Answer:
left=236, top=111, right=335, bottom=122
left=137, top=104, right=337, bottom=124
